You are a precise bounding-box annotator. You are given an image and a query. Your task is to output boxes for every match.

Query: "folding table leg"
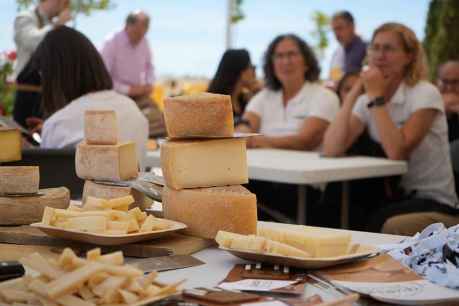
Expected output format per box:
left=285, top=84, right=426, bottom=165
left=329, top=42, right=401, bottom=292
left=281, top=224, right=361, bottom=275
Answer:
left=296, top=185, right=307, bottom=224
left=340, top=182, right=350, bottom=229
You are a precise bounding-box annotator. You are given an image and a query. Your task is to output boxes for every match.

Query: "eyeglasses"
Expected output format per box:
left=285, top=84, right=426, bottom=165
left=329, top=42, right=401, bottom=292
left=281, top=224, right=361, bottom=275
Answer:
left=272, top=51, right=301, bottom=61
left=367, top=44, right=404, bottom=56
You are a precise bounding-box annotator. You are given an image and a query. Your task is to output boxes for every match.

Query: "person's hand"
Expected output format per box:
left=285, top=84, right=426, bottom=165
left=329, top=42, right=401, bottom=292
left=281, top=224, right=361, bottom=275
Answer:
left=26, top=117, right=43, bottom=134
left=55, top=8, right=72, bottom=26
left=246, top=136, right=271, bottom=149
left=361, top=66, right=386, bottom=99
left=129, top=85, right=147, bottom=97
left=443, top=93, right=459, bottom=114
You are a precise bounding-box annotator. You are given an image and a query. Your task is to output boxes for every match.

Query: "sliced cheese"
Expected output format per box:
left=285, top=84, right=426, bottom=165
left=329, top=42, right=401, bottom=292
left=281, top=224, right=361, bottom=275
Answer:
left=0, top=166, right=39, bottom=194
left=160, top=138, right=248, bottom=189
left=82, top=181, right=144, bottom=208
left=163, top=93, right=234, bottom=138
left=75, top=142, right=138, bottom=181
left=84, top=110, right=118, bottom=145
left=163, top=185, right=257, bottom=239
left=257, top=225, right=351, bottom=258
left=0, top=128, right=21, bottom=162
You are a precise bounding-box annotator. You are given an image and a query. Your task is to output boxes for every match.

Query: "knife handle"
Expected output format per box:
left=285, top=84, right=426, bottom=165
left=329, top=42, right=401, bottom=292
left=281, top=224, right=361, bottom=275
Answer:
left=0, top=261, right=25, bottom=281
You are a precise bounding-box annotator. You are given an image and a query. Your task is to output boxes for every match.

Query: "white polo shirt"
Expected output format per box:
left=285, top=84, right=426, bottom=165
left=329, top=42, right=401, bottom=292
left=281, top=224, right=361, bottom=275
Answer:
left=353, top=81, right=458, bottom=208
left=245, top=82, right=340, bottom=137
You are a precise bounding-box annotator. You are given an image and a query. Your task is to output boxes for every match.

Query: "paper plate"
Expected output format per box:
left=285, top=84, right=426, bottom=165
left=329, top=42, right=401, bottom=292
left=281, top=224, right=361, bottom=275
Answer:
left=168, top=132, right=260, bottom=139
left=220, top=244, right=378, bottom=269
left=30, top=220, right=187, bottom=246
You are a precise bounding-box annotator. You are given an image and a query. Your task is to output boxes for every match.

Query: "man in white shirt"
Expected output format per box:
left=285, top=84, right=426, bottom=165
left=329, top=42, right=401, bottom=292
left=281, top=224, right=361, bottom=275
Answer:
left=13, top=0, right=71, bottom=79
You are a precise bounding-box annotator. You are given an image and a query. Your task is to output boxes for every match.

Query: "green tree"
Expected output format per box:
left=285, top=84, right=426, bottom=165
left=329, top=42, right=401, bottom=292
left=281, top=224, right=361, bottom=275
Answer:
left=424, top=0, right=459, bottom=80
left=310, top=11, right=330, bottom=60
left=231, top=0, right=245, bottom=24
left=16, top=0, right=113, bottom=16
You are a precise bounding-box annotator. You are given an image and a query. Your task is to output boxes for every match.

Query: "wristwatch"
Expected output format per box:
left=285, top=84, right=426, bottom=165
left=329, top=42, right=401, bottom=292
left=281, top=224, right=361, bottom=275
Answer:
left=367, top=96, right=385, bottom=109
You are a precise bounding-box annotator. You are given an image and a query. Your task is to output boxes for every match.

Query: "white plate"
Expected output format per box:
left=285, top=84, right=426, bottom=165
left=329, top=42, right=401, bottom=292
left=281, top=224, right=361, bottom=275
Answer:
left=220, top=244, right=377, bottom=269
left=30, top=220, right=187, bottom=246
left=168, top=132, right=260, bottom=139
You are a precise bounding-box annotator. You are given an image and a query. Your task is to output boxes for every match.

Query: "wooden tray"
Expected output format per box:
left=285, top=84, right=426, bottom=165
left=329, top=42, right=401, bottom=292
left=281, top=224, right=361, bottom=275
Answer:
left=31, top=220, right=187, bottom=246
left=220, top=244, right=377, bottom=269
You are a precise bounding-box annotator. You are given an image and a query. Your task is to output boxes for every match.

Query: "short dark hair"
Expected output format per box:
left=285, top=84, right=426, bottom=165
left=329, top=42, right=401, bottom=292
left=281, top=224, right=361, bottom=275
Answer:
left=332, top=11, right=354, bottom=25
left=208, top=49, right=252, bottom=96
left=126, top=11, right=150, bottom=27
left=32, top=26, right=113, bottom=116
left=263, top=33, right=320, bottom=90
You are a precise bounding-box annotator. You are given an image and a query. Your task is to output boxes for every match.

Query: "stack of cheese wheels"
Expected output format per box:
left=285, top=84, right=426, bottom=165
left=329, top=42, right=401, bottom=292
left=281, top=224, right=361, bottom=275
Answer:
left=161, top=93, right=258, bottom=239
left=0, top=128, right=39, bottom=196
left=75, top=110, right=144, bottom=207
left=0, top=127, right=70, bottom=225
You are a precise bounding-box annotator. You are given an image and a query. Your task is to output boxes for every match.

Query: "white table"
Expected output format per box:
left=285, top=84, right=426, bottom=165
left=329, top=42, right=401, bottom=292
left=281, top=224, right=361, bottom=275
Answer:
left=157, top=222, right=405, bottom=289
left=145, top=149, right=407, bottom=227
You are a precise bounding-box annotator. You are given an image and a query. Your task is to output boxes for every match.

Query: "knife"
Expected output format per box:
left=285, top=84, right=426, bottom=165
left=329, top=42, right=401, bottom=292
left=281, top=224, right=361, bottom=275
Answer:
left=127, top=255, right=204, bottom=272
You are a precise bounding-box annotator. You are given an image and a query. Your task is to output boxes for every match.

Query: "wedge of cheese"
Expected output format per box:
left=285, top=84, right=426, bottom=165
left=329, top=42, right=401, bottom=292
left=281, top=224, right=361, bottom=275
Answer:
left=84, top=110, right=118, bottom=145
left=160, top=138, right=248, bottom=189
left=0, top=128, right=21, bottom=162
left=215, top=231, right=311, bottom=259
left=163, top=93, right=234, bottom=138
left=82, top=181, right=144, bottom=208
left=163, top=185, right=257, bottom=239
left=0, top=166, right=39, bottom=194
left=257, top=225, right=351, bottom=258
left=75, top=142, right=138, bottom=181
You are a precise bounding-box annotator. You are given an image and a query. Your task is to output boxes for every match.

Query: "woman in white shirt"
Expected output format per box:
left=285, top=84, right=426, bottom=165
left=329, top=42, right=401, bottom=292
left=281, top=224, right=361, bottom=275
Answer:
left=238, top=33, right=339, bottom=150
left=323, top=22, right=458, bottom=232
left=33, top=26, right=148, bottom=167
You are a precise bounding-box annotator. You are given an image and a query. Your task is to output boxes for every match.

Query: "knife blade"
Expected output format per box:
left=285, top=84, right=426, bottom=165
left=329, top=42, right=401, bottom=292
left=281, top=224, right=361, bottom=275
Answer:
left=127, top=255, right=204, bottom=272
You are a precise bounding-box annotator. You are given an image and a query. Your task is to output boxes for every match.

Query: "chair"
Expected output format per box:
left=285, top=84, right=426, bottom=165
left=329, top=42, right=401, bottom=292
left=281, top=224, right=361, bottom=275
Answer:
left=5, top=148, right=83, bottom=199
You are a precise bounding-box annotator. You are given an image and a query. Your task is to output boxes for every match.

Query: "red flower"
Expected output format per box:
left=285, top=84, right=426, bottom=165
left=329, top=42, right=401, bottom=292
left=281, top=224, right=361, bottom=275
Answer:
left=6, top=50, right=16, bottom=61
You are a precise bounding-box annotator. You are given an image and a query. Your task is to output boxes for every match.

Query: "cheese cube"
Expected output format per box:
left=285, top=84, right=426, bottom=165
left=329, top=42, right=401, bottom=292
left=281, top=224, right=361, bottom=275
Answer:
left=0, top=166, right=39, bottom=194
left=161, top=138, right=248, bottom=189
left=84, top=110, right=118, bottom=145
left=82, top=181, right=144, bottom=208
left=163, top=185, right=257, bottom=239
left=0, top=128, right=21, bottom=162
left=163, top=93, right=234, bottom=138
left=75, top=142, right=138, bottom=181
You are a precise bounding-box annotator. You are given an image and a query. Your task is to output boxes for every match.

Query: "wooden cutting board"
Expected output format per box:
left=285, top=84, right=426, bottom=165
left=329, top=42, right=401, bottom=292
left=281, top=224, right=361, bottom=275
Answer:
left=0, top=187, right=70, bottom=225
left=319, top=254, right=422, bottom=283
left=0, top=226, right=213, bottom=260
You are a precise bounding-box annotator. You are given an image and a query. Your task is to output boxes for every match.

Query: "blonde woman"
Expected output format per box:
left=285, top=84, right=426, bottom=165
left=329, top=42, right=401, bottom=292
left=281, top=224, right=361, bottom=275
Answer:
left=323, top=22, right=458, bottom=232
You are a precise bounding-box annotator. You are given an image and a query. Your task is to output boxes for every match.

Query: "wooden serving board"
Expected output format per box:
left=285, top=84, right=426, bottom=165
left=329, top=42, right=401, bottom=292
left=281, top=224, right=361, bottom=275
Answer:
left=0, top=187, right=70, bottom=225
left=0, top=226, right=213, bottom=260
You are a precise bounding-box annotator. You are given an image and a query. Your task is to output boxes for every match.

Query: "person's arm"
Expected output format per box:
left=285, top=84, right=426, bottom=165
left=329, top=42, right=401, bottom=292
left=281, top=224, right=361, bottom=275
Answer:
left=100, top=37, right=132, bottom=95
left=248, top=116, right=330, bottom=150
left=322, top=80, right=366, bottom=156
left=363, top=67, right=439, bottom=160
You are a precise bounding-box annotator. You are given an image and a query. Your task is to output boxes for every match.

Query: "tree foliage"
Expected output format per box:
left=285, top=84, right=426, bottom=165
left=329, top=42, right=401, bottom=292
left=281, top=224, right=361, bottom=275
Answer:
left=424, top=0, right=459, bottom=80
left=16, top=0, right=113, bottom=16
left=231, top=0, right=245, bottom=24
left=310, top=11, right=330, bottom=60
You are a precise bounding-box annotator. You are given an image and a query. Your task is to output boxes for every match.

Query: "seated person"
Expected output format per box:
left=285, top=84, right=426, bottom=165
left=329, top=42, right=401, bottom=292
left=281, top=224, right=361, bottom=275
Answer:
left=336, top=72, right=361, bottom=105
left=32, top=26, right=148, bottom=167
left=237, top=33, right=339, bottom=150
left=323, top=22, right=459, bottom=232
left=437, top=60, right=459, bottom=142
left=207, top=49, right=260, bottom=124
left=382, top=212, right=459, bottom=236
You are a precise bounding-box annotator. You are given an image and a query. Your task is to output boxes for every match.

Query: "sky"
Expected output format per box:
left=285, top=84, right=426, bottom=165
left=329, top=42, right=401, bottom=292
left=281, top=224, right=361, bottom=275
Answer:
left=0, top=0, right=431, bottom=79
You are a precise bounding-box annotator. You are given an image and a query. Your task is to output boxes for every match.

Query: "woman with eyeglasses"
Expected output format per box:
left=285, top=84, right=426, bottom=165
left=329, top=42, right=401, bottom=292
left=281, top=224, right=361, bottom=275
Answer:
left=237, top=33, right=339, bottom=150
left=323, top=22, right=458, bottom=232
left=208, top=49, right=260, bottom=125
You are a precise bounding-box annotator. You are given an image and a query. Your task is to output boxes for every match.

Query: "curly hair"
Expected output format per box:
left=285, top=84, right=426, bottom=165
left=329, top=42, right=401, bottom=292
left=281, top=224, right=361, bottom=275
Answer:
left=371, top=22, right=427, bottom=86
left=263, top=34, right=320, bottom=90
